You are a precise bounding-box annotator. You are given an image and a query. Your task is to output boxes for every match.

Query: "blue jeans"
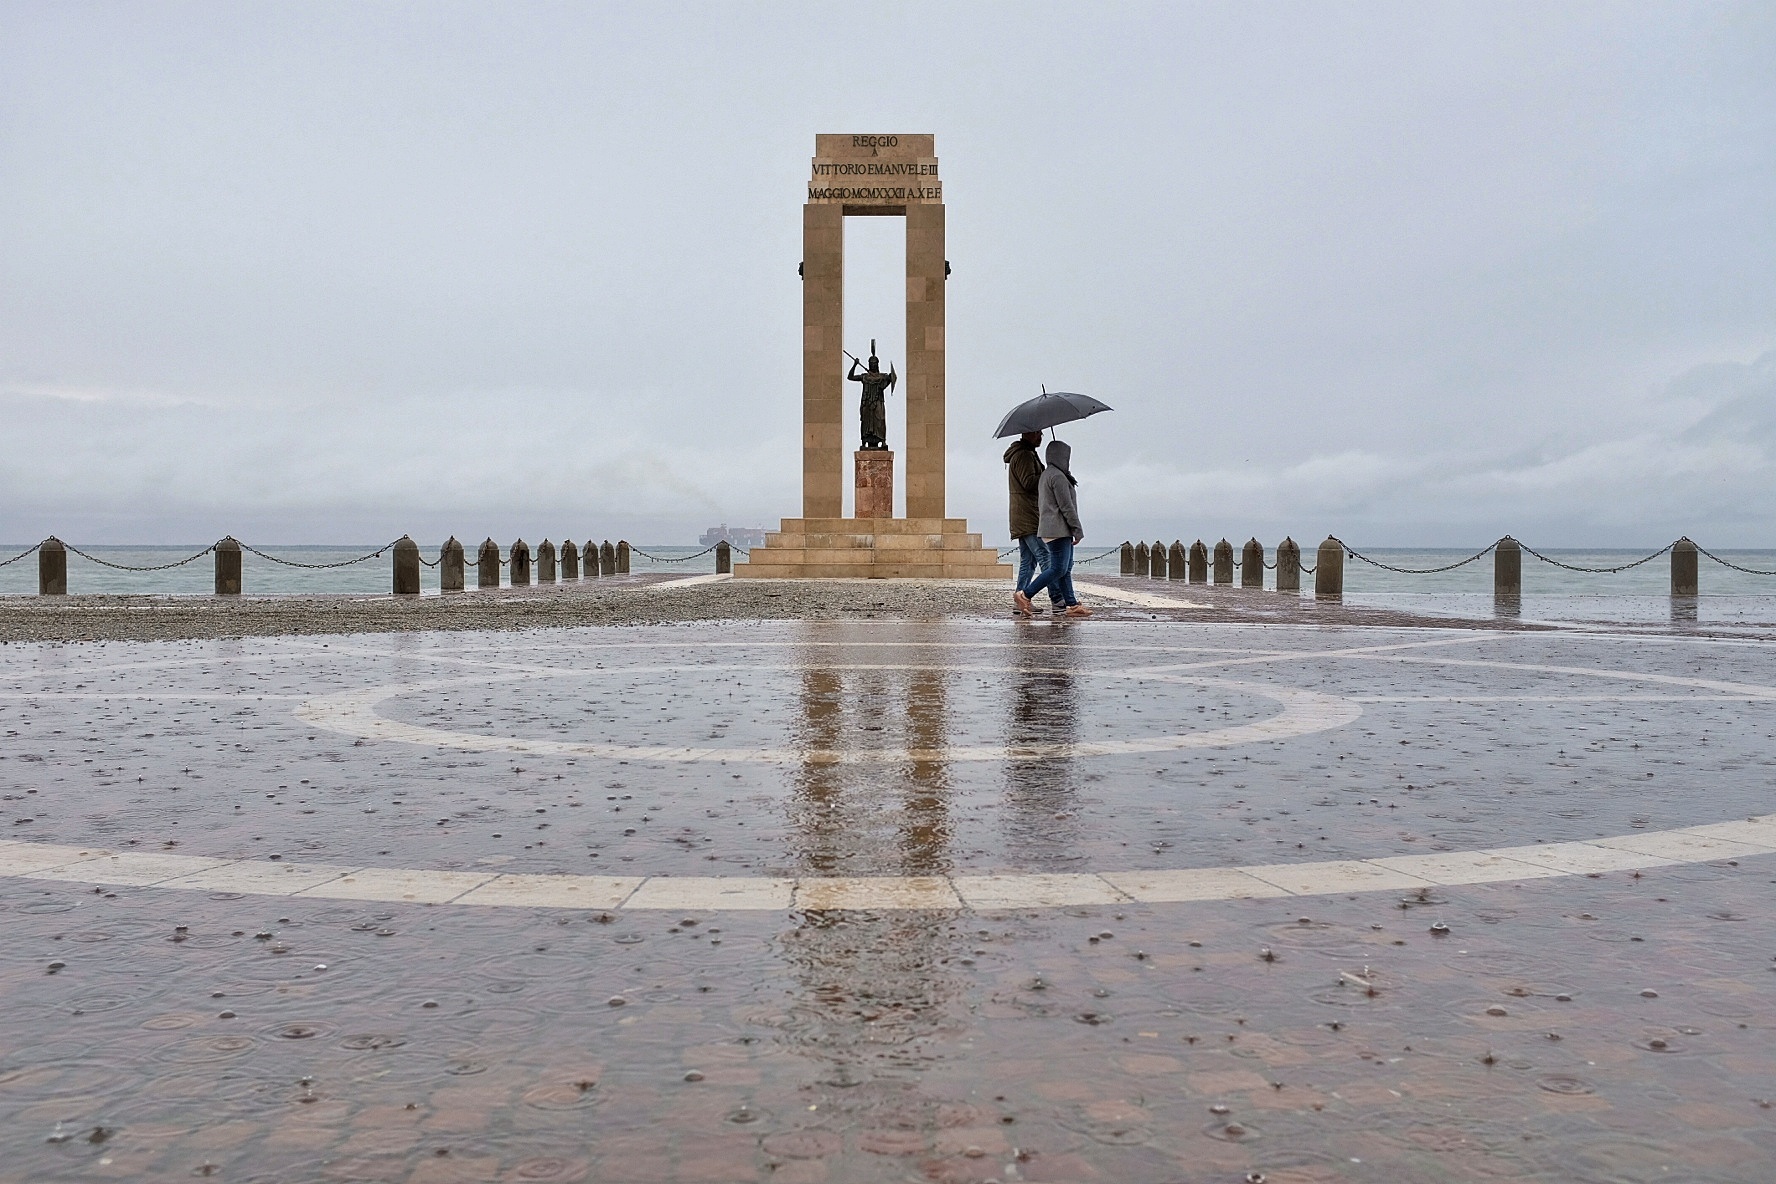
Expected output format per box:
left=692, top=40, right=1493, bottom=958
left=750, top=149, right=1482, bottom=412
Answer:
left=1024, top=537, right=1077, bottom=607
left=1015, top=536, right=1058, bottom=605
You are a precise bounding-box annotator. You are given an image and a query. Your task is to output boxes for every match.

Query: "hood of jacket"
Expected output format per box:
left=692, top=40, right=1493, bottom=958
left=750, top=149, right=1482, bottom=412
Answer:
left=1003, top=438, right=1038, bottom=464
left=1044, top=440, right=1072, bottom=471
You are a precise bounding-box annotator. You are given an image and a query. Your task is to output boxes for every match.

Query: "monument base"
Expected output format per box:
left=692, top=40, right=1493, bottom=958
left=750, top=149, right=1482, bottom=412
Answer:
left=733, top=517, right=1011, bottom=580
left=855, top=450, right=893, bottom=518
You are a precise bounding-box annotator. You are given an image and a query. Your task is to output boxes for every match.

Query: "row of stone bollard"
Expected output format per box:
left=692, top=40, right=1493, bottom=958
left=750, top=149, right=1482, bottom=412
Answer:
left=28, top=535, right=634, bottom=596
left=415, top=537, right=631, bottom=595
left=1119, top=535, right=1707, bottom=597
left=1118, top=537, right=1312, bottom=592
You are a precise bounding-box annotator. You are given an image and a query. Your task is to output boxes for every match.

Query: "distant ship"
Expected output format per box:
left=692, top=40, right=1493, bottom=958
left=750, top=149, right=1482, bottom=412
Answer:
left=699, top=524, right=769, bottom=548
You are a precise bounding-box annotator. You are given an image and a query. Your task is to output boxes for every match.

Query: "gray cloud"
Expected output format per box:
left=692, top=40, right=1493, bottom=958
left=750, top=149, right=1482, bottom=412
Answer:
left=2, top=2, right=1772, bottom=547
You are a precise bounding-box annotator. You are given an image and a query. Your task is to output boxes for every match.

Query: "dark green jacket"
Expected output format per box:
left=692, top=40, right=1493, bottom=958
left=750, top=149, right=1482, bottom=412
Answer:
left=1004, top=439, right=1044, bottom=538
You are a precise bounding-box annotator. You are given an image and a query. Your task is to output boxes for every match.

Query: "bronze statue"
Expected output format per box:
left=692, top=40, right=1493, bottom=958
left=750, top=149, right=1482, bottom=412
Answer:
left=847, top=340, right=897, bottom=451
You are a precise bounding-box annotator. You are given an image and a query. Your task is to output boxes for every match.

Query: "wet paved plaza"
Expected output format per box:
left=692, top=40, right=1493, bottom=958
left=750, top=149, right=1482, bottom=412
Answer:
left=3, top=618, right=1775, bottom=1182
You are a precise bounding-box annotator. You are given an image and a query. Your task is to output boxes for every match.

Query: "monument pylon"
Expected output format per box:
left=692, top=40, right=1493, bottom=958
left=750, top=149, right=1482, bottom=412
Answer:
left=734, top=134, right=1011, bottom=580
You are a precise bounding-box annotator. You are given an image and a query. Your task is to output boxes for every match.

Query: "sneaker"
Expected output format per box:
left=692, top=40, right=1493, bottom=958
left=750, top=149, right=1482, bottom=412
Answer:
left=1064, top=604, right=1094, bottom=618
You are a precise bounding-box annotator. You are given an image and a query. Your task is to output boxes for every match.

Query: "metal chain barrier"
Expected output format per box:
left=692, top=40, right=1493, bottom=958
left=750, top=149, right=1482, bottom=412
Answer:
left=1336, top=539, right=1496, bottom=575
left=1693, top=544, right=1776, bottom=577
left=1518, top=541, right=1671, bottom=574
left=239, top=541, right=400, bottom=569
left=63, top=542, right=216, bottom=571
left=629, top=544, right=719, bottom=563
left=0, top=543, right=43, bottom=569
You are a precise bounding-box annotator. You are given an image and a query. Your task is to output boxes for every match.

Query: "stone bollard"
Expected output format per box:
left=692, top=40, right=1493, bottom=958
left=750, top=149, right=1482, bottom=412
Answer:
left=1189, top=540, right=1208, bottom=583
left=1120, top=542, right=1134, bottom=575
left=440, top=537, right=465, bottom=592
left=600, top=541, right=616, bottom=577
left=392, top=535, right=421, bottom=595
left=38, top=537, right=66, bottom=595
left=1150, top=540, right=1167, bottom=579
left=478, top=538, right=501, bottom=588
left=510, top=539, right=532, bottom=587
left=716, top=540, right=731, bottom=574
left=1213, top=539, right=1233, bottom=585
left=617, top=541, right=631, bottom=574
left=1276, top=537, right=1301, bottom=593
left=562, top=540, right=579, bottom=581
left=538, top=539, right=557, bottom=584
left=1671, top=537, right=1698, bottom=597
left=214, top=536, right=242, bottom=595
left=1494, top=536, right=1521, bottom=598
left=1242, top=538, right=1264, bottom=588
left=1133, top=542, right=1149, bottom=574
left=1315, top=537, right=1344, bottom=597
left=1168, top=541, right=1186, bottom=580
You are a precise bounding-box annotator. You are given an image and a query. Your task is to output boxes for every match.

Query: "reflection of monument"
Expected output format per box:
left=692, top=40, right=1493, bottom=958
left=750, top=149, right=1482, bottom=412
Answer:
left=784, top=627, right=954, bottom=876
left=733, top=134, right=1011, bottom=578
left=775, top=628, right=964, bottom=1094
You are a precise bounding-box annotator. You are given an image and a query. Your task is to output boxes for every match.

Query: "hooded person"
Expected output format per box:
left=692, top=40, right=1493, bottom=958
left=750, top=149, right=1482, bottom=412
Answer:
left=1016, top=439, right=1092, bottom=617
left=1003, top=430, right=1055, bottom=615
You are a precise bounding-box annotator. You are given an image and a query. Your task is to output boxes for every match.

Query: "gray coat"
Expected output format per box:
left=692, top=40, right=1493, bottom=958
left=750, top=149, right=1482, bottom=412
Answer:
left=1036, top=440, right=1082, bottom=542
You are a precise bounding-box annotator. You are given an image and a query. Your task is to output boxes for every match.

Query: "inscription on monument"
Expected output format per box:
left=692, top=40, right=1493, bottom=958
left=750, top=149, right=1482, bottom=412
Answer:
left=808, top=133, right=940, bottom=207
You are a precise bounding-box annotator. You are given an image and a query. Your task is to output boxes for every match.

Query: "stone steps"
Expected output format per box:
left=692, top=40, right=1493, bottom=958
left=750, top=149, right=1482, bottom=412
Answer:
left=734, top=516, right=1010, bottom=580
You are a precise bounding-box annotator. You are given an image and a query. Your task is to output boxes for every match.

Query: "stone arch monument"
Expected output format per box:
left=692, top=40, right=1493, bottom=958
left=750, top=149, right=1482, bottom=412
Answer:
left=734, top=135, right=1010, bottom=579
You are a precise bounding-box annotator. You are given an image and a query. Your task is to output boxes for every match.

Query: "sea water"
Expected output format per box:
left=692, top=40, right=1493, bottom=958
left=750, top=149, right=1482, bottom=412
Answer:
left=3, top=542, right=1774, bottom=629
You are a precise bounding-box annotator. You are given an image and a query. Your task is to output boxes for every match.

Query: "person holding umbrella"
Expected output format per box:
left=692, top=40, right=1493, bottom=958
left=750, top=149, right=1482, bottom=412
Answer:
left=996, top=387, right=1111, bottom=619
left=1016, top=437, right=1092, bottom=617
left=1003, top=430, right=1056, bottom=616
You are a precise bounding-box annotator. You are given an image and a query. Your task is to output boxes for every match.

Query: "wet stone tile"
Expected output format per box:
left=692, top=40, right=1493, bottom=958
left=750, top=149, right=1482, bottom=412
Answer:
left=1, top=619, right=1775, bottom=1180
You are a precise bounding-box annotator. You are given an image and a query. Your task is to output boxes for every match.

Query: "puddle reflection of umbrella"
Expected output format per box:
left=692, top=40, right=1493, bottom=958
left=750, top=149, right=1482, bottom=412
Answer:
left=992, top=387, right=1113, bottom=438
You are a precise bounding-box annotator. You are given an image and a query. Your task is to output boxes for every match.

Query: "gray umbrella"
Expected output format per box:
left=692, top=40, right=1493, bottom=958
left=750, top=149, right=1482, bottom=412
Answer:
left=992, top=389, right=1113, bottom=438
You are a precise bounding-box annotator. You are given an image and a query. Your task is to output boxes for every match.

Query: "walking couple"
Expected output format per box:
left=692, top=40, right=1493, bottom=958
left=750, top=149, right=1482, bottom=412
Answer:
left=1004, top=430, right=1093, bottom=618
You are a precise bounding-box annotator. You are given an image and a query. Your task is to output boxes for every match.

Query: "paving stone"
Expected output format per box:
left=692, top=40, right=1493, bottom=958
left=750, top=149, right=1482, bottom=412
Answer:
left=157, top=859, right=358, bottom=895
left=293, top=867, right=497, bottom=903
left=454, top=873, right=644, bottom=909
left=1240, top=859, right=1437, bottom=895
left=624, top=876, right=795, bottom=911
left=951, top=873, right=1128, bottom=908
left=1097, top=867, right=1288, bottom=902
left=793, top=876, right=961, bottom=910
left=22, top=850, right=235, bottom=886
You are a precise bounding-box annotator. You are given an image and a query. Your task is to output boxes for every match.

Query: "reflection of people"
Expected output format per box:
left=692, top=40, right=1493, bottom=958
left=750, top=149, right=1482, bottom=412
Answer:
left=1004, top=430, right=1055, bottom=617
left=1017, top=440, right=1092, bottom=617
left=847, top=345, right=897, bottom=450
left=1004, top=630, right=1081, bottom=867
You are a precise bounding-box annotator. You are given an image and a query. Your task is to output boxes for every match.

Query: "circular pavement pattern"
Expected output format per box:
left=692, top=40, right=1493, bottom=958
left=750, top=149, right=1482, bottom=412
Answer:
left=3, top=628, right=1775, bottom=910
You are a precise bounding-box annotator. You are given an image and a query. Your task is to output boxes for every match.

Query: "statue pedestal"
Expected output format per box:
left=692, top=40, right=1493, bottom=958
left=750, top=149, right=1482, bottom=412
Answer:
left=854, top=450, right=894, bottom=519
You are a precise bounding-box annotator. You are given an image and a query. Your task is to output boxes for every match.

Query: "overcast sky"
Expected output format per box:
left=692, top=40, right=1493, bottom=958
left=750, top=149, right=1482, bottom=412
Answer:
left=3, top=2, right=1773, bottom=547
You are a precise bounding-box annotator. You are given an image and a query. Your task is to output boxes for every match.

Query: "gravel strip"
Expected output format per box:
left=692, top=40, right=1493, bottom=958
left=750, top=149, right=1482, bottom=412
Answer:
left=0, top=576, right=1551, bottom=644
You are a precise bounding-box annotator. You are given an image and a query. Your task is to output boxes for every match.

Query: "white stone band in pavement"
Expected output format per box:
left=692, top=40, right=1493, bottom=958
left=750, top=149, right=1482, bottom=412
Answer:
left=645, top=572, right=733, bottom=590
left=293, top=668, right=1362, bottom=763
left=3, top=815, right=1771, bottom=912
left=1072, top=580, right=1206, bottom=609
